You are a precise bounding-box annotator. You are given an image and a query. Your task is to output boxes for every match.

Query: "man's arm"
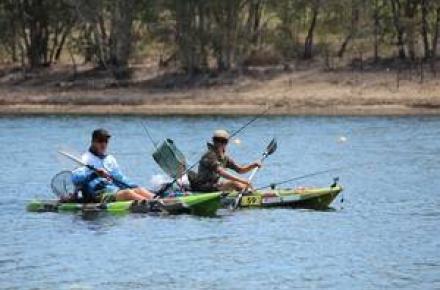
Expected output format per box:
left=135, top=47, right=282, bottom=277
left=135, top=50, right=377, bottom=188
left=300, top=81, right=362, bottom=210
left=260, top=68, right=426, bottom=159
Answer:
left=216, top=167, right=251, bottom=187
left=106, top=156, right=138, bottom=189
left=226, top=157, right=261, bottom=174
left=71, top=167, right=96, bottom=187
left=111, top=168, right=138, bottom=189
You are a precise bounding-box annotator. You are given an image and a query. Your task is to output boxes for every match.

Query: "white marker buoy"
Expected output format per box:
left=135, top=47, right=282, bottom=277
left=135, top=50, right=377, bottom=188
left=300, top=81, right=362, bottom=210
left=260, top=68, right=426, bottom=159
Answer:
left=233, top=138, right=241, bottom=145
left=338, top=136, right=347, bottom=143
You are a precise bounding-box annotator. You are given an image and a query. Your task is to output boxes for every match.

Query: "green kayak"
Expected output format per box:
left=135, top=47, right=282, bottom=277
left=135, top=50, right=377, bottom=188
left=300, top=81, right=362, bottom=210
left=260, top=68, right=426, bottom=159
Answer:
left=27, top=192, right=222, bottom=217
left=220, top=185, right=343, bottom=209
left=27, top=185, right=342, bottom=217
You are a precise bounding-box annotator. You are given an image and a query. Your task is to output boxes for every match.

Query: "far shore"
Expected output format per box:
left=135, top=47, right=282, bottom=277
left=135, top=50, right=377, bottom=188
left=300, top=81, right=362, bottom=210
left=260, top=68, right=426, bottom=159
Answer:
left=1, top=64, right=439, bottom=116
left=1, top=104, right=440, bottom=116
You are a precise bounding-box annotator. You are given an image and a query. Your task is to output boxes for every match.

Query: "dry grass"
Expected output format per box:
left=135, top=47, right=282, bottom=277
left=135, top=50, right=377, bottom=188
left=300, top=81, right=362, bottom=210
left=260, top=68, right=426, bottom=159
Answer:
left=0, top=63, right=439, bottom=115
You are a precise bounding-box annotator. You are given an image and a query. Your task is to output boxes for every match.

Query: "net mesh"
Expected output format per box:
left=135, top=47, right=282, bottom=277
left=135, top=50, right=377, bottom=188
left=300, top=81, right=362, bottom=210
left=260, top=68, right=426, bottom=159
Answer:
left=51, top=170, right=75, bottom=198
left=152, top=139, right=187, bottom=179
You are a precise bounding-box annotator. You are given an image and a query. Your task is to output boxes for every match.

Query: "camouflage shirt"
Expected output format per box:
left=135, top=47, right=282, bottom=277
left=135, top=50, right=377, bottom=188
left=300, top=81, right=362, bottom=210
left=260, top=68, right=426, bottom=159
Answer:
left=192, top=143, right=239, bottom=188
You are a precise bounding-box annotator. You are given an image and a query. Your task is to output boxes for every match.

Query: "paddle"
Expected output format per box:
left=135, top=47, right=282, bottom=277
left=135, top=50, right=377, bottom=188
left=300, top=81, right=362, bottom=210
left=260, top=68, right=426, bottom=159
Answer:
left=58, top=150, right=134, bottom=189
left=232, top=138, right=277, bottom=209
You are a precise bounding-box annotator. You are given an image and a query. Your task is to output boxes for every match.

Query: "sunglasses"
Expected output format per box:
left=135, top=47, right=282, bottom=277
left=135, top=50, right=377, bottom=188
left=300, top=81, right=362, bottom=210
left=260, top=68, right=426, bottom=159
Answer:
left=214, top=137, right=229, bottom=144
left=95, top=138, right=109, bottom=144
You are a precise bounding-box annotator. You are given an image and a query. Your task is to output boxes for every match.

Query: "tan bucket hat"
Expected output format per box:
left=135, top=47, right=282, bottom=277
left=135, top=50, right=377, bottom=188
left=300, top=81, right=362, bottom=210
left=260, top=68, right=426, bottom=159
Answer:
left=213, top=129, right=230, bottom=140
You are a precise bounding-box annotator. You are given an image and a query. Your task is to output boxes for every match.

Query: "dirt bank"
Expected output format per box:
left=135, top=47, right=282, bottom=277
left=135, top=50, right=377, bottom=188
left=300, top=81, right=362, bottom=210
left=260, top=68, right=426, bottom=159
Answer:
left=0, top=64, right=439, bottom=115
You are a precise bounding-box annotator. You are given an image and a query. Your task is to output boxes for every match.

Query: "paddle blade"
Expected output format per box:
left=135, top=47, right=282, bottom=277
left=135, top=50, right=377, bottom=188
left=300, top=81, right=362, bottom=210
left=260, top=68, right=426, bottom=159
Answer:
left=266, top=138, right=277, bottom=156
left=58, top=150, right=86, bottom=167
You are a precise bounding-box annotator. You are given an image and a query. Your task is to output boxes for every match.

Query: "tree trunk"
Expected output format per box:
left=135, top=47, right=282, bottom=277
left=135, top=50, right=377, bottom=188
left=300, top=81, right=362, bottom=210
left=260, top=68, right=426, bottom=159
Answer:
left=338, top=3, right=359, bottom=59
left=404, top=0, right=417, bottom=60
left=421, top=0, right=430, bottom=59
left=373, top=0, right=380, bottom=62
left=390, top=0, right=406, bottom=59
left=109, top=0, right=136, bottom=79
left=337, top=34, right=352, bottom=58
left=247, top=0, right=263, bottom=45
left=224, top=0, right=235, bottom=71
left=197, top=1, right=208, bottom=70
left=27, top=0, right=48, bottom=67
left=8, top=0, right=74, bottom=68
left=83, top=25, right=94, bottom=63
left=432, top=7, right=440, bottom=59
left=54, top=27, right=71, bottom=62
left=304, top=1, right=320, bottom=59
left=175, top=0, right=199, bottom=74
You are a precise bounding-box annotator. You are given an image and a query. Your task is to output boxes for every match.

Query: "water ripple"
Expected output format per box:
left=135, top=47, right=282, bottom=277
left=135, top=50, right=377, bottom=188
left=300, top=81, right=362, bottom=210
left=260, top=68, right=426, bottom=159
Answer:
left=1, top=116, right=440, bottom=289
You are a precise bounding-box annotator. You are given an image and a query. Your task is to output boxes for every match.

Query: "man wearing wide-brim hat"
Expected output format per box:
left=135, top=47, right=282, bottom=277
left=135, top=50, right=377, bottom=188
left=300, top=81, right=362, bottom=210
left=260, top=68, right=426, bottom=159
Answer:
left=188, top=129, right=261, bottom=192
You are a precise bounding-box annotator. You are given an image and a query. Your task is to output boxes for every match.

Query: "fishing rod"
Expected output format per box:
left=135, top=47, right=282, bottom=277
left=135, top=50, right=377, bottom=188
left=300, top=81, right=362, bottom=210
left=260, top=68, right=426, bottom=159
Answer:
left=256, top=162, right=372, bottom=190
left=141, top=104, right=274, bottom=148
left=155, top=104, right=275, bottom=195
left=140, top=121, right=158, bottom=149
left=256, top=168, right=345, bottom=190
left=229, top=105, right=274, bottom=138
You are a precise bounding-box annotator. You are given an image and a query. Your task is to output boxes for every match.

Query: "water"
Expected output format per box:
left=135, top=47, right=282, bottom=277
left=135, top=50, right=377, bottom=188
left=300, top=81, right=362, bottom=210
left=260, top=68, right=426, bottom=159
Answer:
left=0, top=115, right=439, bottom=289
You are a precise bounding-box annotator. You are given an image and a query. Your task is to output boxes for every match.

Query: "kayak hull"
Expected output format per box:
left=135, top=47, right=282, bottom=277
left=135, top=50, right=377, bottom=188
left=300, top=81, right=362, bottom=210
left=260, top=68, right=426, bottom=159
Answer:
left=220, top=185, right=343, bottom=210
left=27, top=192, right=221, bottom=217
left=27, top=185, right=342, bottom=216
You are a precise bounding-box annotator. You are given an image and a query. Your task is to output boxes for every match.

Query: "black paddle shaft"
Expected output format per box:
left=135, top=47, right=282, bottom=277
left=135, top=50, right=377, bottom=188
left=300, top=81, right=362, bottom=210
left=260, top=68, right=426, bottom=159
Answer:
left=85, top=164, right=134, bottom=189
left=58, top=151, right=134, bottom=189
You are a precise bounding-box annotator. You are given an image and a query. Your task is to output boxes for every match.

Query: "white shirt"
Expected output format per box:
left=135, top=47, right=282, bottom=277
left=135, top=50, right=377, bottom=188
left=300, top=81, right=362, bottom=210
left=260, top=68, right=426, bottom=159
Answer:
left=81, top=151, right=119, bottom=172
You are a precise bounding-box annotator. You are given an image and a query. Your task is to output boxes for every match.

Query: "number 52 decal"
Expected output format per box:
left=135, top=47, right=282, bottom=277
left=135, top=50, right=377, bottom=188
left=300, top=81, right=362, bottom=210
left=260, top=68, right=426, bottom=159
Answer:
left=241, top=196, right=262, bottom=206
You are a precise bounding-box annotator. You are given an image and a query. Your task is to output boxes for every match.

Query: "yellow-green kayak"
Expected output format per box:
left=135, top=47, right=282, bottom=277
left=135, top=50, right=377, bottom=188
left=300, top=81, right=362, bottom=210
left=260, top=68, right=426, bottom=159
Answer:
left=27, top=192, right=222, bottom=217
left=220, top=185, right=343, bottom=209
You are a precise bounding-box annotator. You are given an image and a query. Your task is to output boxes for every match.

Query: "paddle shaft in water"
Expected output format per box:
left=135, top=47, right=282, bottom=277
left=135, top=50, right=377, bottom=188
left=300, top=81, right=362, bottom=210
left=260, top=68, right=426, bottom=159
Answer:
left=58, top=150, right=134, bottom=189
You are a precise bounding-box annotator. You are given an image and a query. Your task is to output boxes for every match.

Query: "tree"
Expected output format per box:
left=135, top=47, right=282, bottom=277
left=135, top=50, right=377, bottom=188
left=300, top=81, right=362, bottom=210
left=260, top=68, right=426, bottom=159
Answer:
left=390, top=0, right=406, bottom=59
left=433, top=5, right=440, bottom=59
left=1, top=0, right=76, bottom=68
left=108, top=0, right=136, bottom=79
left=303, top=0, right=321, bottom=59
left=173, top=0, right=209, bottom=74
left=70, top=0, right=137, bottom=79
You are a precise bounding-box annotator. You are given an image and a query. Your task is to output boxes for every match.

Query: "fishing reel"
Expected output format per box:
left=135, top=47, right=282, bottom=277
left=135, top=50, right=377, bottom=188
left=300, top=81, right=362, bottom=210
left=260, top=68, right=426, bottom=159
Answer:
left=330, top=177, right=339, bottom=188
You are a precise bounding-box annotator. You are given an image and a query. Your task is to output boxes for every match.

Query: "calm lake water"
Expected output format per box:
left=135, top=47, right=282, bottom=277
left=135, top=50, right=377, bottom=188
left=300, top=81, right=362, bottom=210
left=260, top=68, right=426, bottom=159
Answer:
left=0, top=115, right=439, bottom=289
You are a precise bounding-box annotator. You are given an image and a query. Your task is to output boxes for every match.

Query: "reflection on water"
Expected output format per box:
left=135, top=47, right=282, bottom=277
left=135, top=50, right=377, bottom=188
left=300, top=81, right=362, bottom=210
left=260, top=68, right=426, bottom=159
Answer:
left=0, top=116, right=439, bottom=289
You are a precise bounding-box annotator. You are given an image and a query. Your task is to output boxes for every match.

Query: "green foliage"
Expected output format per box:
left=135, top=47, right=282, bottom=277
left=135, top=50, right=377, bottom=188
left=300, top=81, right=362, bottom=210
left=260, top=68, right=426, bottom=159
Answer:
left=1, top=0, right=439, bottom=75
left=0, top=0, right=76, bottom=66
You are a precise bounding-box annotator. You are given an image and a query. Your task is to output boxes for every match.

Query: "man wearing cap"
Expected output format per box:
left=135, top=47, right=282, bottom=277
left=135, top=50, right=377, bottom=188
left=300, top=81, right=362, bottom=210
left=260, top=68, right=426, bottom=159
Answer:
left=71, top=128, right=155, bottom=202
left=189, top=129, right=261, bottom=192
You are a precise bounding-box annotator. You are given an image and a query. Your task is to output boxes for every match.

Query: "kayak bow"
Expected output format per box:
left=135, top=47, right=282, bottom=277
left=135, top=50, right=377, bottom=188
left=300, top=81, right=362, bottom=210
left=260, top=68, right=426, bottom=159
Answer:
left=221, top=185, right=343, bottom=210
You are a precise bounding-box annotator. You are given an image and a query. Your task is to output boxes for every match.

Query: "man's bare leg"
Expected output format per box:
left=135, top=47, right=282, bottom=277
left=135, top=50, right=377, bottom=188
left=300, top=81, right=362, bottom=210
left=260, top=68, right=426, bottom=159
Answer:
left=217, top=181, right=248, bottom=192
left=133, top=187, right=155, bottom=199
left=116, top=189, right=147, bottom=201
